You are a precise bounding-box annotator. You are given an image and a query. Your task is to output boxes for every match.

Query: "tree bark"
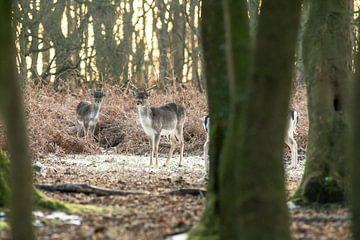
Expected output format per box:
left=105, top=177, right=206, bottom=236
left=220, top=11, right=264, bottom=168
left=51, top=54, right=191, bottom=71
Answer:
left=296, top=0, right=352, bottom=203
left=349, top=3, right=360, bottom=238
left=0, top=151, right=10, bottom=207
left=247, top=0, right=259, bottom=42
left=189, top=0, right=230, bottom=238
left=0, top=1, right=34, bottom=238
left=219, top=0, right=301, bottom=238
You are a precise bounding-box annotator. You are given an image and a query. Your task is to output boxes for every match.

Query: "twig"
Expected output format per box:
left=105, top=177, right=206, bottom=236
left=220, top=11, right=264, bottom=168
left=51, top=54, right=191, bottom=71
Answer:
left=36, top=183, right=145, bottom=196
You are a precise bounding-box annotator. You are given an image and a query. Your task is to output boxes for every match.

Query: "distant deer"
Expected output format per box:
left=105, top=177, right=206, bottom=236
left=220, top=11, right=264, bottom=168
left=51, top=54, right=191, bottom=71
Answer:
left=133, top=86, right=186, bottom=166
left=202, top=109, right=299, bottom=169
left=286, top=108, right=300, bottom=167
left=76, top=90, right=105, bottom=138
left=202, top=114, right=210, bottom=174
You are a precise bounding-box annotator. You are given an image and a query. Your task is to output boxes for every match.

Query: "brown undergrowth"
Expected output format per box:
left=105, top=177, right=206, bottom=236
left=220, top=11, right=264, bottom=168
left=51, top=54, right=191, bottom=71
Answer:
left=0, top=83, right=208, bottom=157
left=0, top=83, right=308, bottom=158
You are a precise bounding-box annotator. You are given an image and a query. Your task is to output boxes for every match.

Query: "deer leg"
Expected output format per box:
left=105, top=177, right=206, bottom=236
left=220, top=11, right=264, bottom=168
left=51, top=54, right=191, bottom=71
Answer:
left=76, top=120, right=83, bottom=137
left=165, top=135, right=176, bottom=166
left=154, top=134, right=161, bottom=166
left=89, top=121, right=96, bottom=138
left=204, top=136, right=209, bottom=175
left=291, top=136, right=298, bottom=167
left=84, top=122, right=89, bottom=138
left=149, top=136, right=155, bottom=165
left=285, top=137, right=297, bottom=168
left=203, top=135, right=209, bottom=161
left=179, top=133, right=184, bottom=167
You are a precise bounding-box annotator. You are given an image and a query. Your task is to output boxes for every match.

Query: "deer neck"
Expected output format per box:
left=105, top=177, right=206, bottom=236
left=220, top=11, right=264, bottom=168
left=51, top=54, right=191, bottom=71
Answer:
left=137, top=103, right=152, bottom=123
left=91, top=101, right=101, bottom=117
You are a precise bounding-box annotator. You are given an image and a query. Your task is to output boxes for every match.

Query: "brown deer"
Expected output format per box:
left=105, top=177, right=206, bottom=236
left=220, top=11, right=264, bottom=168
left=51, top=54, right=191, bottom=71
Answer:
left=76, top=90, right=105, bottom=138
left=133, top=86, right=186, bottom=166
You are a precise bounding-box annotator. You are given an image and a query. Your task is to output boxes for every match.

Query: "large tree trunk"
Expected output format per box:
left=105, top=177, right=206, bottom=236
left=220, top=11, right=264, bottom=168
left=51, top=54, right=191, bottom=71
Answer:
left=296, top=0, right=352, bottom=203
left=0, top=1, right=34, bottom=238
left=349, top=4, right=360, bottom=238
left=189, top=0, right=230, bottom=238
left=0, top=151, right=10, bottom=207
left=219, top=0, right=301, bottom=238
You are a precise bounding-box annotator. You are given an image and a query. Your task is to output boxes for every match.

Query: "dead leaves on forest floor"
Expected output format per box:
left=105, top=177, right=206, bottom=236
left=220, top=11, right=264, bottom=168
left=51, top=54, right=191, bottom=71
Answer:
left=0, top=153, right=351, bottom=239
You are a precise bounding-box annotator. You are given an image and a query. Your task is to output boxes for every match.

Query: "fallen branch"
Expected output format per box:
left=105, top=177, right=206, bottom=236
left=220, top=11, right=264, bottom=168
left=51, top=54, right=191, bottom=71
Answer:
left=36, top=183, right=145, bottom=196
left=36, top=183, right=207, bottom=197
left=166, top=188, right=207, bottom=197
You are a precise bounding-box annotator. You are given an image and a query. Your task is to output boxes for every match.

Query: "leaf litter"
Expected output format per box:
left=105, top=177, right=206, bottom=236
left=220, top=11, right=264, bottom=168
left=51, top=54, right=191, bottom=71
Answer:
left=0, top=85, right=351, bottom=239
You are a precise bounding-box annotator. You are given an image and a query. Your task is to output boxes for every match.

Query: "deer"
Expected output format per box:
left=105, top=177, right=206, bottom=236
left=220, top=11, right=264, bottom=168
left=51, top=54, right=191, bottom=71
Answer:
left=285, top=108, right=300, bottom=168
left=76, top=89, right=105, bottom=138
left=202, top=114, right=210, bottom=175
left=132, top=86, right=186, bottom=166
left=202, top=109, right=300, bottom=170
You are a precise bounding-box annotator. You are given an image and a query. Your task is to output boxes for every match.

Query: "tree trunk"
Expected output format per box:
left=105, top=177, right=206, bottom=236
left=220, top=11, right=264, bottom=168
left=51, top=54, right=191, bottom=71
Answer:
left=155, top=0, right=170, bottom=88
left=348, top=3, right=360, bottom=238
left=0, top=1, right=34, bottom=238
left=189, top=0, right=230, bottom=238
left=171, top=0, right=186, bottom=83
left=295, top=0, right=352, bottom=203
left=219, top=0, right=301, bottom=238
left=0, top=151, right=10, bottom=207
left=247, top=0, right=259, bottom=42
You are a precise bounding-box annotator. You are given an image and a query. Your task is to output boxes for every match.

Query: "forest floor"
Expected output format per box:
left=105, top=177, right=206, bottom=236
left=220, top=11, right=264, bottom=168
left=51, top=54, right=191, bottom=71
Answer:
left=1, top=151, right=351, bottom=240
left=0, top=85, right=351, bottom=239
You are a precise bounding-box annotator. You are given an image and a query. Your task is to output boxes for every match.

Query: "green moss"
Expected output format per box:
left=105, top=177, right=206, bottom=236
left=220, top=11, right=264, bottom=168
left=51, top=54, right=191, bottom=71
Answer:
left=0, top=151, right=10, bottom=207
left=188, top=192, right=219, bottom=240
left=0, top=220, right=8, bottom=229
left=34, top=189, right=110, bottom=213
left=296, top=173, right=344, bottom=203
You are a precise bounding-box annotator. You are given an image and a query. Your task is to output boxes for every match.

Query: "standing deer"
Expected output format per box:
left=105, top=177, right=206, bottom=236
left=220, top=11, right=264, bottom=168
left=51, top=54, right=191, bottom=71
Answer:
left=202, top=109, right=299, bottom=169
left=285, top=108, right=300, bottom=167
left=133, top=87, right=186, bottom=166
left=76, top=90, right=105, bottom=138
left=202, top=114, right=210, bottom=174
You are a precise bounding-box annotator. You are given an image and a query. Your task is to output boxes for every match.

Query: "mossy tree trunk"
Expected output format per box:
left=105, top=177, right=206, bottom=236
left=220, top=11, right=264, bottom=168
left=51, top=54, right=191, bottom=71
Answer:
left=0, top=151, right=10, bottom=207
left=296, top=0, right=352, bottom=203
left=189, top=1, right=230, bottom=239
left=349, top=9, right=360, bottom=239
left=192, top=0, right=301, bottom=238
left=0, top=1, right=34, bottom=239
left=219, top=0, right=301, bottom=239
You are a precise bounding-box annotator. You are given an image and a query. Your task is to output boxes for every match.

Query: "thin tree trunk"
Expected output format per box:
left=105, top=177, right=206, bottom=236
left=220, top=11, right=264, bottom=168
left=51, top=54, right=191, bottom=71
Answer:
left=189, top=0, right=230, bottom=238
left=247, top=0, right=259, bottom=42
left=0, top=1, right=34, bottom=239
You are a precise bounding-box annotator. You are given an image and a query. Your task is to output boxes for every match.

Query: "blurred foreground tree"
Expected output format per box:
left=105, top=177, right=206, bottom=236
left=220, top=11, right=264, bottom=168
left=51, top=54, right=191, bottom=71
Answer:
left=191, top=0, right=301, bottom=238
left=0, top=0, right=34, bottom=239
left=189, top=0, right=230, bottom=238
left=295, top=0, right=352, bottom=203
left=349, top=2, right=360, bottom=238
left=219, top=0, right=301, bottom=238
